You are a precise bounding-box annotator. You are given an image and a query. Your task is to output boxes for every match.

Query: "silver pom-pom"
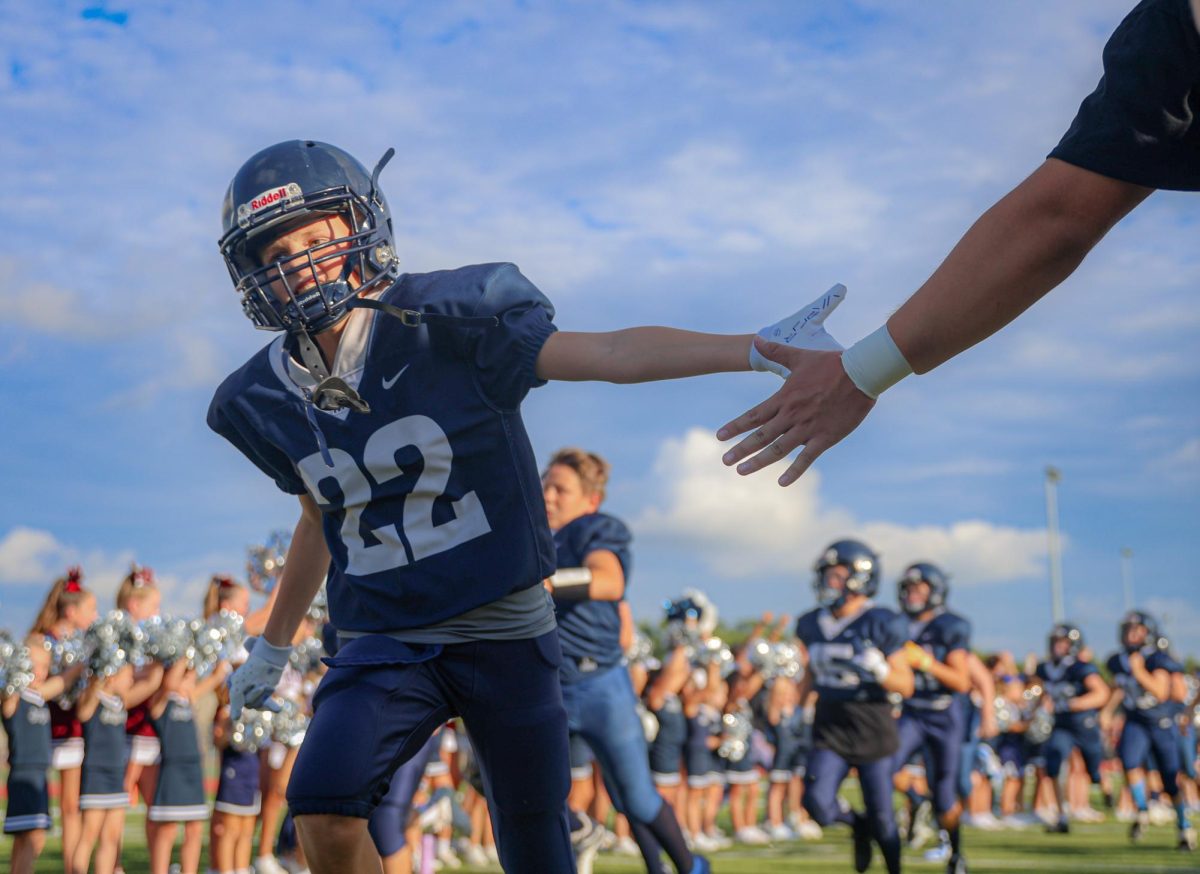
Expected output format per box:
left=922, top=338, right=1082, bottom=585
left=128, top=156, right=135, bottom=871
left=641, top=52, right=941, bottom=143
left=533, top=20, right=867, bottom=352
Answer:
left=717, top=710, right=753, bottom=762
left=749, top=640, right=803, bottom=681
left=696, top=636, right=736, bottom=678
left=0, top=631, right=35, bottom=697
left=288, top=635, right=325, bottom=675
left=142, top=616, right=195, bottom=666
left=48, top=631, right=89, bottom=705
left=624, top=630, right=658, bottom=669
left=246, top=531, right=291, bottom=594
left=306, top=583, right=329, bottom=624
left=271, top=697, right=309, bottom=747
left=84, top=610, right=144, bottom=678
left=231, top=706, right=274, bottom=753
left=191, top=610, right=245, bottom=677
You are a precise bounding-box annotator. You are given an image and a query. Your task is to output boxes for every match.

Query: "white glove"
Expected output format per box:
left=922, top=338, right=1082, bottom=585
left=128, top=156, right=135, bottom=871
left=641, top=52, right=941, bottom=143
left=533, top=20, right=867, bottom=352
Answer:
left=851, top=646, right=891, bottom=683
left=749, top=284, right=847, bottom=378
left=228, top=636, right=291, bottom=719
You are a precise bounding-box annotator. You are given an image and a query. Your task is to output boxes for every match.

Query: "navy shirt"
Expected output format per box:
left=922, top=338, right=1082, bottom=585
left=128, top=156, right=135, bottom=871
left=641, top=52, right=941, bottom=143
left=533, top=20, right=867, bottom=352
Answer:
left=552, top=513, right=632, bottom=683
left=209, top=264, right=559, bottom=633
left=906, top=610, right=971, bottom=707
left=1106, top=648, right=1182, bottom=724
left=1036, top=656, right=1101, bottom=720
left=796, top=603, right=908, bottom=704
left=1049, top=0, right=1200, bottom=190
left=2, top=690, right=52, bottom=769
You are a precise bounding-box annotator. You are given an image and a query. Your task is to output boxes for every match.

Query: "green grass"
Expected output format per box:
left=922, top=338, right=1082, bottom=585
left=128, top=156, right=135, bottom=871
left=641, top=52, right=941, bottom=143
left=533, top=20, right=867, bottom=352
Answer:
left=4, top=812, right=1199, bottom=874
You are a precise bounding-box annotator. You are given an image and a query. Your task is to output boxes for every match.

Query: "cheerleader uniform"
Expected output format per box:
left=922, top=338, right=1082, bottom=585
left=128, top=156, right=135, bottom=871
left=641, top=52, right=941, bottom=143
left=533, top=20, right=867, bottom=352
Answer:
left=148, top=694, right=206, bottom=822
left=769, top=705, right=812, bottom=783
left=80, top=692, right=130, bottom=809
left=3, top=688, right=53, bottom=833
left=46, top=630, right=85, bottom=770
left=723, top=708, right=759, bottom=786
left=685, top=704, right=721, bottom=789
left=214, top=746, right=261, bottom=816
left=649, top=694, right=686, bottom=787
left=126, top=699, right=161, bottom=766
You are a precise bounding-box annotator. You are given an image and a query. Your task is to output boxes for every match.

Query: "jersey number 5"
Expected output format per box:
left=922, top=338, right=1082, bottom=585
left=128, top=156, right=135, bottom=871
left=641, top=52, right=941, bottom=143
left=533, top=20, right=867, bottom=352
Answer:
left=297, top=415, right=492, bottom=576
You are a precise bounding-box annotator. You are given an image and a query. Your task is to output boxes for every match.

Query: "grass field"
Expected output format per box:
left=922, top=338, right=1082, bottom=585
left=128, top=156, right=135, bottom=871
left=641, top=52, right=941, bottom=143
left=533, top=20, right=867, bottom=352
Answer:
left=4, top=811, right=1199, bottom=874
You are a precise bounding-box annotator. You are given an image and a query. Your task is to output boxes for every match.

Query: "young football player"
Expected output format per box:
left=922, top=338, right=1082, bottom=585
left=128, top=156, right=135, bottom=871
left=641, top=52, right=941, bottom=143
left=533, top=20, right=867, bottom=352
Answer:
left=212, top=140, right=820, bottom=873
left=1035, top=623, right=1109, bottom=834
left=794, top=539, right=913, bottom=874
left=542, top=447, right=703, bottom=874
left=1102, top=610, right=1196, bottom=850
left=889, top=563, right=972, bottom=874
left=718, top=0, right=1200, bottom=486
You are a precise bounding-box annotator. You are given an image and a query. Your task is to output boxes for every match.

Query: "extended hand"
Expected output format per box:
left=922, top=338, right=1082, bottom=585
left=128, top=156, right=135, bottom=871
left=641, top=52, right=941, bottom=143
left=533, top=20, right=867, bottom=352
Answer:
left=228, top=637, right=291, bottom=719
left=718, top=344, right=875, bottom=486
left=749, top=284, right=847, bottom=377
left=851, top=647, right=890, bottom=683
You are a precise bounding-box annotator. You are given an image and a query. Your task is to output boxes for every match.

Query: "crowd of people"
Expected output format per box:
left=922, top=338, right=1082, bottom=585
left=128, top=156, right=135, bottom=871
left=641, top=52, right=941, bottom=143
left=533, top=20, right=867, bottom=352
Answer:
left=2, top=502, right=1197, bottom=874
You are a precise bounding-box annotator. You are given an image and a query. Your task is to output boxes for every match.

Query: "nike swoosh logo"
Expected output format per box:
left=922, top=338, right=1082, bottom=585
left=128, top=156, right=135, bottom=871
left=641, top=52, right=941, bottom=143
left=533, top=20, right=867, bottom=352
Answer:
left=382, top=364, right=409, bottom=390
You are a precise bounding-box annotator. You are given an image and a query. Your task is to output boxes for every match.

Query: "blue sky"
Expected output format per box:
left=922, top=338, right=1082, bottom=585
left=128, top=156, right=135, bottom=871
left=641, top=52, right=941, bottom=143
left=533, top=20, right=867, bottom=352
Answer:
left=1, top=1, right=1197, bottom=661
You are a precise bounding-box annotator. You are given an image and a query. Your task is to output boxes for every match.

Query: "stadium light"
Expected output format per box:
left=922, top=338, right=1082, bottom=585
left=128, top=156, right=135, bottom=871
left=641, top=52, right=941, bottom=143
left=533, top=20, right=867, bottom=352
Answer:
left=1044, top=466, right=1064, bottom=624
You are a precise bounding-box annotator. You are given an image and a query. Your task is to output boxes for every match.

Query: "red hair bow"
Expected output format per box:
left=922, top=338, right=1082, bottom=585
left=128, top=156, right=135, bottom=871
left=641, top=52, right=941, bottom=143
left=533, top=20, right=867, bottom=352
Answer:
left=64, top=566, right=84, bottom=593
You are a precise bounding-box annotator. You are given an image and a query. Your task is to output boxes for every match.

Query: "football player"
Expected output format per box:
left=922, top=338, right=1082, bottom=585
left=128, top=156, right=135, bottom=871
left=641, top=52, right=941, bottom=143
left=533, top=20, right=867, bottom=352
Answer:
left=889, top=563, right=972, bottom=874
left=542, top=448, right=703, bottom=874
left=1102, top=611, right=1196, bottom=850
left=211, top=141, right=801, bottom=873
left=1034, top=623, right=1109, bottom=834
left=794, top=540, right=914, bottom=874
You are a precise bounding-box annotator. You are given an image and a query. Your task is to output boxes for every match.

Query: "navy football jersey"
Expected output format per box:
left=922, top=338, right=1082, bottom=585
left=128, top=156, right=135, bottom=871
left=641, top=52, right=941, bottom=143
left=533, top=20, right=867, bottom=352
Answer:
left=1036, top=656, right=1100, bottom=716
left=209, top=264, right=559, bottom=633
left=552, top=512, right=632, bottom=683
left=1106, top=648, right=1181, bottom=724
left=906, top=610, right=971, bottom=705
left=795, top=603, right=908, bottom=704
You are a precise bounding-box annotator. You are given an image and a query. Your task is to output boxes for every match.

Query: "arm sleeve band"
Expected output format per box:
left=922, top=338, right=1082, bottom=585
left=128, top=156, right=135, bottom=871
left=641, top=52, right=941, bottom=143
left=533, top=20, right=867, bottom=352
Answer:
left=549, top=567, right=593, bottom=601
left=840, top=325, right=913, bottom=399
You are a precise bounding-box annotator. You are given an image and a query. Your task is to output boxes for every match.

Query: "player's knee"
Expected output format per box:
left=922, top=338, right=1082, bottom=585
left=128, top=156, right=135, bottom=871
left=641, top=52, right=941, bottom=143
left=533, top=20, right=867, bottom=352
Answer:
left=296, top=813, right=369, bottom=857
left=802, top=788, right=835, bottom=826
left=625, top=787, right=664, bottom=825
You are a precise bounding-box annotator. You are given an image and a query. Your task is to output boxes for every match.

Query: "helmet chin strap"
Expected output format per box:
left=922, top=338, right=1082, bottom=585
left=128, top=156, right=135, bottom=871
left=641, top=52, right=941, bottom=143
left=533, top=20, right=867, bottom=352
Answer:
left=293, top=328, right=370, bottom=414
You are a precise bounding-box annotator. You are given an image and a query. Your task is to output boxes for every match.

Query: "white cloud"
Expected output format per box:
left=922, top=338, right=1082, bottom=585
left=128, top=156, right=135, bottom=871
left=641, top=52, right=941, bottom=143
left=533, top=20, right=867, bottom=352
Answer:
left=0, top=527, right=72, bottom=584
left=634, top=428, right=1048, bottom=582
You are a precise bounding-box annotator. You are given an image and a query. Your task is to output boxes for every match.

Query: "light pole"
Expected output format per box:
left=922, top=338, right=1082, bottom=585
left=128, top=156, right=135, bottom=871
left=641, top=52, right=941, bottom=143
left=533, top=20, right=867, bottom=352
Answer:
left=1044, top=466, right=1064, bottom=624
left=1121, top=547, right=1134, bottom=612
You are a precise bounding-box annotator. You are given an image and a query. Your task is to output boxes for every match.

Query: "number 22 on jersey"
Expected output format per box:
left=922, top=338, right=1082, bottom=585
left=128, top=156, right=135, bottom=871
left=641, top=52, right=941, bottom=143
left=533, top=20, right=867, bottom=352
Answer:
left=297, top=415, right=492, bottom=576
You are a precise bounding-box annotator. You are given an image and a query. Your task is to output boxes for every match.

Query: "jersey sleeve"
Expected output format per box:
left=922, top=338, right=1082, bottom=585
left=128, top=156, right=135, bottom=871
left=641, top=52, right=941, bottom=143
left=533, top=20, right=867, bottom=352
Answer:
left=1151, top=651, right=1184, bottom=674
left=1048, top=0, right=1200, bottom=191
left=1075, top=661, right=1101, bottom=682
left=468, top=263, right=558, bottom=410
left=943, top=615, right=971, bottom=654
left=578, top=514, right=633, bottom=579
left=794, top=611, right=817, bottom=647
left=1105, top=652, right=1123, bottom=676
left=207, top=383, right=307, bottom=496
left=875, top=609, right=909, bottom=656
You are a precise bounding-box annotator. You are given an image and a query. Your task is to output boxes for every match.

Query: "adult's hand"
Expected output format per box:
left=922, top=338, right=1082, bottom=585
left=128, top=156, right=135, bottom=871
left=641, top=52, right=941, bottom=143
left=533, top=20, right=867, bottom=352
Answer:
left=717, top=340, right=875, bottom=486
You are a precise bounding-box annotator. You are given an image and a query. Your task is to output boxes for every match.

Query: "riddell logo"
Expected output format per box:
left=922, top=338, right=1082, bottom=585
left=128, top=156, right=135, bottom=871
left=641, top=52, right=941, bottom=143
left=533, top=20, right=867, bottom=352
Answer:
left=237, top=182, right=303, bottom=227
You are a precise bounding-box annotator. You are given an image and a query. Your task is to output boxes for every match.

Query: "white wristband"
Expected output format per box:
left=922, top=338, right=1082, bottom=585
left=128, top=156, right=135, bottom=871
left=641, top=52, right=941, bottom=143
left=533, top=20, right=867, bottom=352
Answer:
left=549, top=567, right=592, bottom=600
left=840, top=325, right=912, bottom=399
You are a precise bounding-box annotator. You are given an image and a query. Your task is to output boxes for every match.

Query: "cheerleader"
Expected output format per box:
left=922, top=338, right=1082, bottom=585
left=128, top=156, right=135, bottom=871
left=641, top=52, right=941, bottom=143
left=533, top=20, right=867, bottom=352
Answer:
left=682, top=662, right=723, bottom=852
left=147, top=656, right=229, bottom=874
left=29, top=567, right=97, bottom=870
left=645, top=646, right=690, bottom=824
left=73, top=662, right=158, bottom=874
left=2, top=637, right=82, bottom=874
left=210, top=688, right=262, bottom=874
left=116, top=565, right=163, bottom=820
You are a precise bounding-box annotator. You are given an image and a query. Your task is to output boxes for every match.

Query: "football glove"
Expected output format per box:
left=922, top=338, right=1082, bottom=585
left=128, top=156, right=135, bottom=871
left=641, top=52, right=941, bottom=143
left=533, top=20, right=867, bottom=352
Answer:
left=851, top=646, right=891, bottom=683
left=228, top=636, right=291, bottom=719
left=749, top=283, right=847, bottom=378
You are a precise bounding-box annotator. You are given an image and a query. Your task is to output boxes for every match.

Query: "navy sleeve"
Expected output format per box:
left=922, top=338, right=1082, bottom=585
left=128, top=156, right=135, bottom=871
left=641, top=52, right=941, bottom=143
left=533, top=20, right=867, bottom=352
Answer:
left=943, top=615, right=971, bottom=654
left=1151, top=651, right=1184, bottom=674
left=207, top=385, right=306, bottom=496
left=577, top=514, right=633, bottom=580
left=874, top=609, right=908, bottom=656
left=469, top=263, right=558, bottom=410
left=1048, top=0, right=1200, bottom=191
left=794, top=611, right=817, bottom=647
left=1105, top=653, right=1123, bottom=676
left=1075, top=661, right=1100, bottom=682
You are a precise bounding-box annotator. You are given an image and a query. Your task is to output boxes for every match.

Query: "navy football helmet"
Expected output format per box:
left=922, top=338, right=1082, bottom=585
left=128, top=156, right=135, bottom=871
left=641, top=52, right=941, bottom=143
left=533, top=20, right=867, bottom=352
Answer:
left=1048, top=622, right=1084, bottom=660
left=219, top=140, right=400, bottom=335
left=897, top=562, right=949, bottom=616
left=813, top=539, right=879, bottom=608
left=1119, top=609, right=1161, bottom=652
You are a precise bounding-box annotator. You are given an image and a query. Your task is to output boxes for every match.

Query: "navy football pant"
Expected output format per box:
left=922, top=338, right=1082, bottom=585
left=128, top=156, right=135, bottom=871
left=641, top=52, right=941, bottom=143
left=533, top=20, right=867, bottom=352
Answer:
left=1044, top=720, right=1103, bottom=783
left=559, top=665, right=665, bottom=824
left=367, top=734, right=437, bottom=857
left=288, top=632, right=574, bottom=874
left=1119, top=717, right=1181, bottom=796
left=892, top=701, right=965, bottom=816
left=804, top=748, right=898, bottom=844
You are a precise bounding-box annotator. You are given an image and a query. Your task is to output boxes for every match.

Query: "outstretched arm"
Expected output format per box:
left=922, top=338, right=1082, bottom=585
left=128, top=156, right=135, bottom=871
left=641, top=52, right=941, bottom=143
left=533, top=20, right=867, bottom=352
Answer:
left=719, top=159, right=1152, bottom=485
left=536, top=328, right=752, bottom=384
